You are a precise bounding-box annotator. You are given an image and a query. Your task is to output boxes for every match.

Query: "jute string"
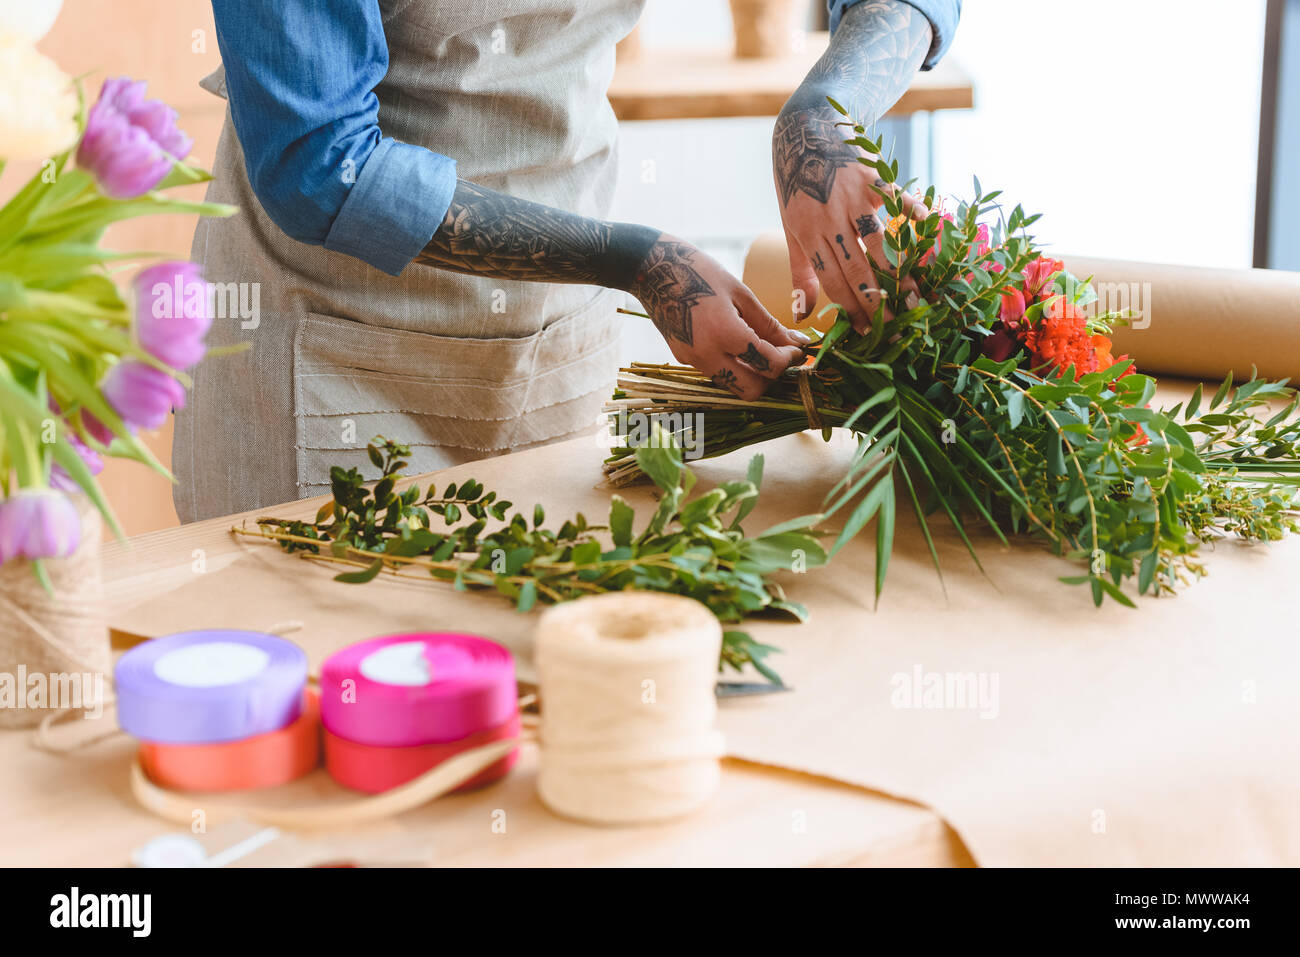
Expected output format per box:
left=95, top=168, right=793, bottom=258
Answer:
left=534, top=592, right=725, bottom=825
left=0, top=498, right=111, bottom=732
left=797, top=366, right=823, bottom=431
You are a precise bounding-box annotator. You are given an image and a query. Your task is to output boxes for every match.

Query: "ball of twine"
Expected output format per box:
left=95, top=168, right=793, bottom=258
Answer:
left=0, top=497, right=111, bottom=730
left=534, top=592, right=725, bottom=825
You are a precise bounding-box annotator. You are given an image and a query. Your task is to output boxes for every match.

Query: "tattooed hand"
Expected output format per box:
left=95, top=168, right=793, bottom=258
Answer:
left=773, top=0, right=933, bottom=333
left=630, top=237, right=808, bottom=400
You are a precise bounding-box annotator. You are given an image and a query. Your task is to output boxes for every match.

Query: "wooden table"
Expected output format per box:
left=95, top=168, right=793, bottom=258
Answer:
left=0, top=448, right=973, bottom=868
left=608, top=32, right=974, bottom=121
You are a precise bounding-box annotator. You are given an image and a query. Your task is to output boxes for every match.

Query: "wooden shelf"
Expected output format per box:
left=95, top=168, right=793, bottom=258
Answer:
left=609, top=32, right=973, bottom=121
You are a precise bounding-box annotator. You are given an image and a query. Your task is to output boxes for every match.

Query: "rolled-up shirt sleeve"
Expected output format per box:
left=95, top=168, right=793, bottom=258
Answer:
left=828, top=0, right=962, bottom=70
left=210, top=0, right=456, bottom=275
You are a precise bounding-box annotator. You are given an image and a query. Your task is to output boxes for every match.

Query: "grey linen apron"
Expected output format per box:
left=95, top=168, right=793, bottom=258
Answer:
left=174, top=0, right=642, bottom=522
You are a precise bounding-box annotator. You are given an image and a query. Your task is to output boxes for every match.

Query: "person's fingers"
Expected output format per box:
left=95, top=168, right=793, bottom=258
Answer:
left=784, top=225, right=820, bottom=326
left=860, top=229, right=896, bottom=277
left=854, top=209, right=883, bottom=240
left=732, top=283, right=809, bottom=352
left=815, top=228, right=886, bottom=333
left=725, top=328, right=803, bottom=379
left=867, top=176, right=929, bottom=222
left=707, top=356, right=769, bottom=401
left=831, top=220, right=895, bottom=331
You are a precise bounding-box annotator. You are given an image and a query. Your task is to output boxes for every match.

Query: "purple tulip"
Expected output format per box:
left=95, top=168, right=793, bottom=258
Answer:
left=49, top=432, right=105, bottom=494
left=0, top=490, right=81, bottom=563
left=101, top=360, right=186, bottom=430
left=135, top=261, right=211, bottom=369
left=76, top=77, right=193, bottom=199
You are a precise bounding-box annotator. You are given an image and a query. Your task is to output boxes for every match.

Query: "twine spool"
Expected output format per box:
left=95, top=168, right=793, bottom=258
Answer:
left=535, top=592, right=725, bottom=825
left=0, top=497, right=110, bottom=729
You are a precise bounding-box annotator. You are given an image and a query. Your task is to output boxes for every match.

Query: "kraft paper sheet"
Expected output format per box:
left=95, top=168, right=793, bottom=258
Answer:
left=114, top=426, right=1300, bottom=867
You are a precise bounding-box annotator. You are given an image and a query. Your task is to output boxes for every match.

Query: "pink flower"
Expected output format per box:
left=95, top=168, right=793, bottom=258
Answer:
left=101, top=360, right=186, bottom=430
left=134, top=261, right=211, bottom=369
left=973, top=223, right=991, bottom=258
left=0, top=490, right=81, bottom=563
left=1022, top=256, right=1065, bottom=302
left=76, top=77, right=192, bottom=199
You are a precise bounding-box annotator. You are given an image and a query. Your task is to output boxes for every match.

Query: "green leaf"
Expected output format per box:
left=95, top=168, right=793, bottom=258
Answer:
left=515, top=580, right=537, bottom=613
left=831, top=471, right=894, bottom=556
left=634, top=430, right=684, bottom=493
left=1210, top=371, right=1234, bottom=410
left=1006, top=389, right=1026, bottom=428
left=874, top=479, right=896, bottom=606
left=609, top=495, right=635, bottom=548
left=334, top=558, right=384, bottom=583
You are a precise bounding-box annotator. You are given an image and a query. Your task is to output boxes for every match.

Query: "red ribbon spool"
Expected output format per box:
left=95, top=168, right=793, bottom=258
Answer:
left=324, top=710, right=520, bottom=794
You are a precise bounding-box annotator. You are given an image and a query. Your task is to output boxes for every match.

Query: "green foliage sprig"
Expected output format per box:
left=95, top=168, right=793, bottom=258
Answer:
left=238, top=432, right=826, bottom=682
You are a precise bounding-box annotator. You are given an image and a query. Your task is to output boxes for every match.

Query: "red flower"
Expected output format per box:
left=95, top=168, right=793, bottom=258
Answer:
left=999, top=287, right=1026, bottom=330
left=982, top=323, right=1022, bottom=362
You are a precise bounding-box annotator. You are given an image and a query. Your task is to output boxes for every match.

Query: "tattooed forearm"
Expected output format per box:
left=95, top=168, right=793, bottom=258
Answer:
left=629, top=241, right=715, bottom=346
left=415, top=180, right=661, bottom=290
left=415, top=181, right=719, bottom=348
left=773, top=0, right=932, bottom=207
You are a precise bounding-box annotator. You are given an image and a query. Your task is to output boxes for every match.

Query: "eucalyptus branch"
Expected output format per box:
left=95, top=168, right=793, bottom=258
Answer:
left=241, top=435, right=827, bottom=684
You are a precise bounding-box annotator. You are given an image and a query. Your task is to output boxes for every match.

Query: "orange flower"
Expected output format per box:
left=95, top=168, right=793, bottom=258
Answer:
left=1026, top=300, right=1097, bottom=377
left=1092, top=334, right=1114, bottom=370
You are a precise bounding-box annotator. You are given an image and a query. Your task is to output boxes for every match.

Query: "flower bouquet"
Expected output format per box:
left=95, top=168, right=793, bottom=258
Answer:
left=0, top=25, right=234, bottom=582
left=606, top=100, right=1300, bottom=606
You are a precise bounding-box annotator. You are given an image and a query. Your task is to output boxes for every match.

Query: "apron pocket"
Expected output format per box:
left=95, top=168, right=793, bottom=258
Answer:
left=291, top=295, right=622, bottom=488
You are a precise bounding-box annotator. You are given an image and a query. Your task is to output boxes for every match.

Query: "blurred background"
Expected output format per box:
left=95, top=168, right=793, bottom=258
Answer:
left=12, top=0, right=1296, bottom=533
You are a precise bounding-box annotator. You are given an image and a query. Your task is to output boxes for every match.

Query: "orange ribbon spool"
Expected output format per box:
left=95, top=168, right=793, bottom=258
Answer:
left=138, top=691, right=322, bottom=792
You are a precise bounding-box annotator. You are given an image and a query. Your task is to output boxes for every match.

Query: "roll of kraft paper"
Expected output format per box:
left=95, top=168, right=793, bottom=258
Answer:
left=324, top=712, right=521, bottom=794
left=1059, top=255, right=1300, bottom=382
left=320, top=632, right=517, bottom=747
left=116, top=629, right=308, bottom=744
left=535, top=592, right=726, bottom=825
left=138, top=691, right=322, bottom=792
left=742, top=231, right=1300, bottom=380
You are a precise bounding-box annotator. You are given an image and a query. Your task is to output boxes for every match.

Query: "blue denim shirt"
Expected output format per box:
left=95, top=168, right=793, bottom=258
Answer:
left=831, top=0, right=962, bottom=70
left=211, top=0, right=959, bottom=276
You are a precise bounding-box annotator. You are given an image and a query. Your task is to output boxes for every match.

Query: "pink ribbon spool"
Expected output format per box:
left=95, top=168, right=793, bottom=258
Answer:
left=319, top=632, right=517, bottom=748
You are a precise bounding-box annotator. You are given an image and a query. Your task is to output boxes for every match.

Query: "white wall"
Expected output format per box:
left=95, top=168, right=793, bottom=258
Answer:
left=930, top=0, right=1267, bottom=268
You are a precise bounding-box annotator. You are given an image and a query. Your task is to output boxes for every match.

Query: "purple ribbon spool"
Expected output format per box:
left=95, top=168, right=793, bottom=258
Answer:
left=115, top=629, right=308, bottom=744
